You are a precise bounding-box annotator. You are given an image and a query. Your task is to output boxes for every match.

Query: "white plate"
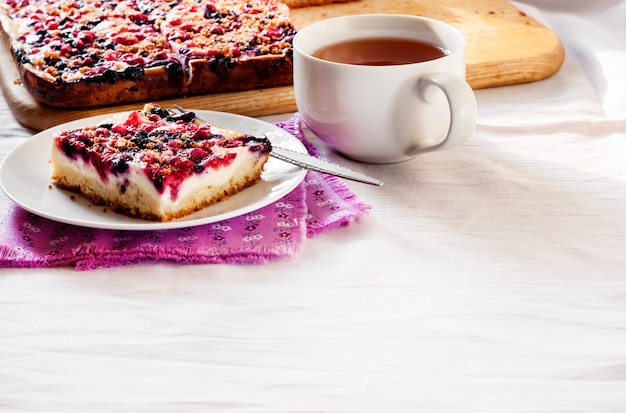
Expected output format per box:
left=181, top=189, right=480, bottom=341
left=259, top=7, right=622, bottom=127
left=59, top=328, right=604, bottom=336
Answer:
left=0, top=110, right=307, bottom=230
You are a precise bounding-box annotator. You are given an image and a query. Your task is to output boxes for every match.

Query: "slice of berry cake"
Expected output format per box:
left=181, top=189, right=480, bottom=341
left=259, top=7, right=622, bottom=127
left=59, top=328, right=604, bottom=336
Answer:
left=50, top=103, right=272, bottom=221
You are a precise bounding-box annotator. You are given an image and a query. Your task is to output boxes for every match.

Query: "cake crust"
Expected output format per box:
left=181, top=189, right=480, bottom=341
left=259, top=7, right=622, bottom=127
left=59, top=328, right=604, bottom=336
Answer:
left=186, top=55, right=294, bottom=95
left=18, top=63, right=186, bottom=108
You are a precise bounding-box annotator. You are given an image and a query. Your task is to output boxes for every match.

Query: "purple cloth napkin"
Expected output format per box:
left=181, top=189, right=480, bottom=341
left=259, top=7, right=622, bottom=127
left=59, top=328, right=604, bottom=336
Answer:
left=0, top=114, right=370, bottom=270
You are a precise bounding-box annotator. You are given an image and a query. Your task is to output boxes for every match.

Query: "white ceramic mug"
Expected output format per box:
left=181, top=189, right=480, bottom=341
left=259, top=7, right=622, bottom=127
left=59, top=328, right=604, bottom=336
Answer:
left=293, top=14, right=477, bottom=163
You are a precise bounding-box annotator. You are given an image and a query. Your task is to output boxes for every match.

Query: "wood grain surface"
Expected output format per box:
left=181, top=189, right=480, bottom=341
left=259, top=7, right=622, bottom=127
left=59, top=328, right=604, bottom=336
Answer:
left=0, top=0, right=564, bottom=131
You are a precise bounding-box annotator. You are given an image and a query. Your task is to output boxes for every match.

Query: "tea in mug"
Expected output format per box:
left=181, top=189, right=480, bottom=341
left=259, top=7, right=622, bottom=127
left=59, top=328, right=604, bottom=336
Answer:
left=312, top=37, right=450, bottom=66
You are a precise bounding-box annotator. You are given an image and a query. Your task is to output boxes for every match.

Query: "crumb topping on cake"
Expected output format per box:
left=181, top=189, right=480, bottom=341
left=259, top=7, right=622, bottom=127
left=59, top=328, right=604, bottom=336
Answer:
left=162, top=0, right=296, bottom=60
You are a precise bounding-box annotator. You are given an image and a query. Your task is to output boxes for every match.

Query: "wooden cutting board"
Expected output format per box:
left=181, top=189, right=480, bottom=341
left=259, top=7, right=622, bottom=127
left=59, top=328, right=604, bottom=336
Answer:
left=0, top=0, right=564, bottom=131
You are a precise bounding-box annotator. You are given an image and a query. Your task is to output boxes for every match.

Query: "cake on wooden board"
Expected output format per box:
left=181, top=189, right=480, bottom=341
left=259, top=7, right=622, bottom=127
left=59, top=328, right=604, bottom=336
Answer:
left=0, top=0, right=296, bottom=108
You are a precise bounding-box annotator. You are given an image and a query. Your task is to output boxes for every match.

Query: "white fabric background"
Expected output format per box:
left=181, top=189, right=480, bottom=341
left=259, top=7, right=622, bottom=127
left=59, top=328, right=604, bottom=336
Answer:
left=1, top=1, right=626, bottom=411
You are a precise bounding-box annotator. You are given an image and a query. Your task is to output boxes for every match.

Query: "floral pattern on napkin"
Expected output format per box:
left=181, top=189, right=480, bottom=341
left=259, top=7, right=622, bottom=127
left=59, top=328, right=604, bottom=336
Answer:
left=0, top=114, right=370, bottom=270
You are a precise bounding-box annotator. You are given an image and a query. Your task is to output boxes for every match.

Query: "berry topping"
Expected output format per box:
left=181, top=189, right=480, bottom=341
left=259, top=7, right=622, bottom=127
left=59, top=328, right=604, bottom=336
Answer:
left=53, top=104, right=271, bottom=200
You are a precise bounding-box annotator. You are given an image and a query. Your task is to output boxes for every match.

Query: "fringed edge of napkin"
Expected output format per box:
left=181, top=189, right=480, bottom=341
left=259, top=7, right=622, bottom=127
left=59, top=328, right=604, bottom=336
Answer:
left=0, top=246, right=299, bottom=270
left=72, top=242, right=302, bottom=270
left=0, top=209, right=306, bottom=271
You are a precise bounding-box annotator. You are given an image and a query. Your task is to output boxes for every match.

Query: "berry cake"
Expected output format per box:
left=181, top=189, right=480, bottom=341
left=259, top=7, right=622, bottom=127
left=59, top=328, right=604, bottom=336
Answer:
left=50, top=103, right=272, bottom=221
left=0, top=0, right=296, bottom=107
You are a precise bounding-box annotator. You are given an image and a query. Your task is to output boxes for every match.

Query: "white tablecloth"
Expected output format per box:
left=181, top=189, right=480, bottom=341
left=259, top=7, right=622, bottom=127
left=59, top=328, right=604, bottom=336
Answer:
left=1, top=1, right=626, bottom=411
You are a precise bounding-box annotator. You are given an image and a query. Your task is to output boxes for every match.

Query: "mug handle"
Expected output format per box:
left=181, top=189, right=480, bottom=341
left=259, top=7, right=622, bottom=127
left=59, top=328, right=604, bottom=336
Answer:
left=413, top=73, right=477, bottom=153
